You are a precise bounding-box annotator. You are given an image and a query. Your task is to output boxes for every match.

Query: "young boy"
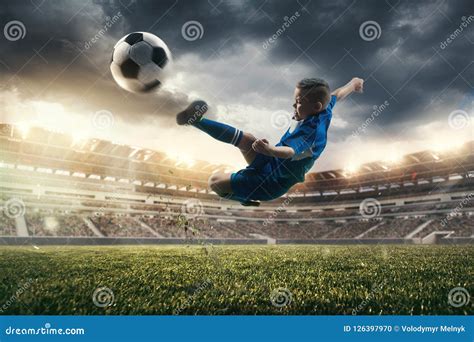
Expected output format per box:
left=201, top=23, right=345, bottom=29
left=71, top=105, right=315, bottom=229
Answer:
left=176, top=77, right=364, bottom=206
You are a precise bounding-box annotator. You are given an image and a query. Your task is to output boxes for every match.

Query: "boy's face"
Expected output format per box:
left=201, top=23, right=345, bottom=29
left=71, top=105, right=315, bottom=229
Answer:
left=292, top=87, right=322, bottom=121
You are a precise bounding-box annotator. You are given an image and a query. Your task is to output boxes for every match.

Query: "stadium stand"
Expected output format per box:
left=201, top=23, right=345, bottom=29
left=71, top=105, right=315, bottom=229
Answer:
left=0, top=123, right=472, bottom=245
left=0, top=211, right=16, bottom=236
left=364, top=217, right=429, bottom=238
left=89, top=215, right=155, bottom=238
left=412, top=215, right=473, bottom=238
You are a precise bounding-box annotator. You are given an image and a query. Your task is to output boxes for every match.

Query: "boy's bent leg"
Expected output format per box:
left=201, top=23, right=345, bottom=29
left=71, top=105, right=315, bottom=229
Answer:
left=177, top=101, right=244, bottom=146
left=193, top=119, right=258, bottom=165
left=193, top=118, right=244, bottom=147
left=208, top=172, right=258, bottom=205
left=208, top=172, right=233, bottom=197
left=176, top=101, right=257, bottom=165
left=236, top=132, right=258, bottom=165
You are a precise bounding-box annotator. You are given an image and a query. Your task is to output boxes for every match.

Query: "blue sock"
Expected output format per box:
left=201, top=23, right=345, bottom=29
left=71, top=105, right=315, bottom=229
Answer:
left=193, top=118, right=243, bottom=147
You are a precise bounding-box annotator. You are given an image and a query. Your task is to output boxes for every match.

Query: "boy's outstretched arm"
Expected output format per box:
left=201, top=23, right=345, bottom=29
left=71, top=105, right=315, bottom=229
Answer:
left=331, top=77, right=364, bottom=101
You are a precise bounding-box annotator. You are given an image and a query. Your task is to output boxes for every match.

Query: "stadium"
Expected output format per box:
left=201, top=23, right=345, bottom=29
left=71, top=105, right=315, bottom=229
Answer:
left=0, top=123, right=472, bottom=315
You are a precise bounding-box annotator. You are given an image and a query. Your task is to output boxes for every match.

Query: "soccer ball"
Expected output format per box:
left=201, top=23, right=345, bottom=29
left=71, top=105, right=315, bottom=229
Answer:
left=110, top=32, right=172, bottom=93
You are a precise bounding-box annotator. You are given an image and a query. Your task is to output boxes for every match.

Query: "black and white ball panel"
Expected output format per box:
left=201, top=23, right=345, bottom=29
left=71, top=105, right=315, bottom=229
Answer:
left=110, top=32, right=171, bottom=93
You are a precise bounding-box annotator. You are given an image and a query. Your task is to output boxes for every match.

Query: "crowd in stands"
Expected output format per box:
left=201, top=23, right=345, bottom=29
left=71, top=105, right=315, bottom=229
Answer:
left=0, top=211, right=16, bottom=236
left=55, top=213, right=95, bottom=236
left=413, top=214, right=473, bottom=238
left=89, top=215, right=155, bottom=237
left=25, top=211, right=50, bottom=236
left=1, top=198, right=472, bottom=240
left=324, top=220, right=381, bottom=239
left=24, top=210, right=95, bottom=236
left=365, top=217, right=428, bottom=238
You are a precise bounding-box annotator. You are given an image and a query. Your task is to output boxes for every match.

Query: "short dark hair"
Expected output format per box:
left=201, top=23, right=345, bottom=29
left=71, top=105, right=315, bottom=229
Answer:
left=296, top=78, right=331, bottom=108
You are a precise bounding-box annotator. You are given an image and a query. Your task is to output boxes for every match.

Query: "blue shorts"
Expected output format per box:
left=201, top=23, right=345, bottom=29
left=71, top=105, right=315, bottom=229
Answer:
left=229, top=153, right=296, bottom=202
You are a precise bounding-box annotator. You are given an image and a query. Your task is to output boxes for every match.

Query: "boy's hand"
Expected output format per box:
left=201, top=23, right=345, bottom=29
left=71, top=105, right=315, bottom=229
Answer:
left=252, top=138, right=272, bottom=155
left=331, top=77, right=364, bottom=101
left=351, top=77, right=364, bottom=93
left=252, top=139, right=296, bottom=158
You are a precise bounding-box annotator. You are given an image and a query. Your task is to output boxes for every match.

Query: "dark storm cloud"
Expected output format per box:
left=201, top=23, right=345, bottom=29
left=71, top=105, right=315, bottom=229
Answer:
left=0, top=0, right=192, bottom=126
left=247, top=0, right=474, bottom=133
left=0, top=0, right=473, bottom=136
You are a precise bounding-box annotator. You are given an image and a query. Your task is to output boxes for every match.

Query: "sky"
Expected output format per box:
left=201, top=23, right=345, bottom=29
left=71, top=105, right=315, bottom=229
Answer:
left=0, top=0, right=473, bottom=172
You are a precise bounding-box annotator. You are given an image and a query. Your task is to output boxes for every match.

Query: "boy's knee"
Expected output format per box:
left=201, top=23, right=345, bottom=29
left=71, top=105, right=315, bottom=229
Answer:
left=238, top=132, right=256, bottom=150
left=208, top=175, right=226, bottom=195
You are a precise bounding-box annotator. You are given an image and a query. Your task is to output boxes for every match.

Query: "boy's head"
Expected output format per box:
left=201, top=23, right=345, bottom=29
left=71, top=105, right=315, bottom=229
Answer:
left=293, top=78, right=330, bottom=120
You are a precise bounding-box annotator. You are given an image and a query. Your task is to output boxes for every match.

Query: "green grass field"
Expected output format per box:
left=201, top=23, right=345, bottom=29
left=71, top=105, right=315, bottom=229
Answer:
left=0, top=245, right=472, bottom=315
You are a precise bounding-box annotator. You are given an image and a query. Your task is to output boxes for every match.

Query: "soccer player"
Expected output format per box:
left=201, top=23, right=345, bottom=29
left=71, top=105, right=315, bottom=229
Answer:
left=176, top=77, right=364, bottom=206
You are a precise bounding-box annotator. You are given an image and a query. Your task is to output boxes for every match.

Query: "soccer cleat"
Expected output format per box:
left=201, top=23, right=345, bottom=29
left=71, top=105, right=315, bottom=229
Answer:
left=240, top=200, right=261, bottom=207
left=176, top=100, right=208, bottom=126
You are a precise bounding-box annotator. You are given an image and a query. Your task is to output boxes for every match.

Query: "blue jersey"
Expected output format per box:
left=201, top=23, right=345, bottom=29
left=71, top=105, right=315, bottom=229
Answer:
left=271, top=95, right=336, bottom=183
